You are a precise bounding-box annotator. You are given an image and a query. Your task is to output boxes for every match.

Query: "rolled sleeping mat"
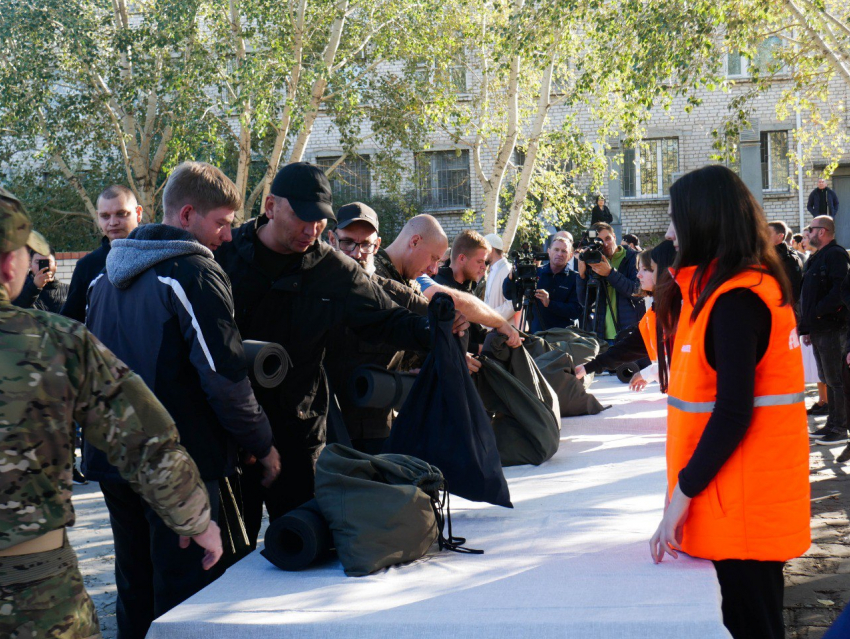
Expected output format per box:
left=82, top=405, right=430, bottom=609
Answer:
left=350, top=365, right=417, bottom=410
left=261, top=499, right=333, bottom=571
left=243, top=340, right=291, bottom=388
left=615, top=361, right=641, bottom=384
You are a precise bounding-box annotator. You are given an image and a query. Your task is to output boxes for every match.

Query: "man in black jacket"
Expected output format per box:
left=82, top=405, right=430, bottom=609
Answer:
left=86, top=162, right=280, bottom=639
left=12, top=249, right=68, bottom=312
left=768, top=220, right=803, bottom=304
left=431, top=229, right=491, bottom=350
left=216, top=163, right=438, bottom=544
left=324, top=202, right=430, bottom=454
left=807, top=178, right=840, bottom=218
left=799, top=216, right=850, bottom=446
left=60, top=184, right=143, bottom=322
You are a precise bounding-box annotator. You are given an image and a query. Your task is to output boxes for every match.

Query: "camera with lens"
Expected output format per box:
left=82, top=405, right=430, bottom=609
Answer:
left=509, top=242, right=548, bottom=312
left=577, top=229, right=605, bottom=265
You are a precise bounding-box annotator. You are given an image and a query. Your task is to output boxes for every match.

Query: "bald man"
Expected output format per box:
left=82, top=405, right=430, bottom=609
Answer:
left=375, top=215, right=521, bottom=350
left=799, top=215, right=850, bottom=447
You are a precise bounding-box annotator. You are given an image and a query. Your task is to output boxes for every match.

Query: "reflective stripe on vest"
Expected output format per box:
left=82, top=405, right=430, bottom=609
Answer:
left=668, top=391, right=805, bottom=414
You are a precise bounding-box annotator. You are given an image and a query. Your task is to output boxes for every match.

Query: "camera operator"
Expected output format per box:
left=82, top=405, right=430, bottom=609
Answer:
left=502, top=236, right=580, bottom=332
left=576, top=222, right=645, bottom=342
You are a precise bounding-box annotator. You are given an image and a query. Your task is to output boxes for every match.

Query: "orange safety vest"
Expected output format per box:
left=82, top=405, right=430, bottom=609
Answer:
left=666, top=266, right=810, bottom=562
left=638, top=307, right=658, bottom=361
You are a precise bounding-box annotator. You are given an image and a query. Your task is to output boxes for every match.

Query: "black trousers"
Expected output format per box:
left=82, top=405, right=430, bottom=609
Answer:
left=101, top=479, right=221, bottom=639
left=243, top=412, right=326, bottom=547
left=713, top=559, right=785, bottom=639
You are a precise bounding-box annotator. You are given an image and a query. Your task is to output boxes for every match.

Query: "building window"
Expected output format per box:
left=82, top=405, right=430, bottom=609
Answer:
left=622, top=138, right=679, bottom=199
left=727, top=52, right=747, bottom=77
left=727, top=37, right=785, bottom=78
left=416, top=150, right=471, bottom=210
left=415, top=58, right=467, bottom=93
left=316, top=155, right=371, bottom=202
left=761, top=131, right=790, bottom=192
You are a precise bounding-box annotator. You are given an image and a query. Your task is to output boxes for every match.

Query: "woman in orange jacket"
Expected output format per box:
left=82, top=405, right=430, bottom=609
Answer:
left=649, top=165, right=810, bottom=639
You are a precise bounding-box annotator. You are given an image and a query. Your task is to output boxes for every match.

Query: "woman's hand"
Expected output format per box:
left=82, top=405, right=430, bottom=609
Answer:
left=650, top=484, right=691, bottom=564
left=629, top=372, right=647, bottom=392
left=574, top=364, right=586, bottom=379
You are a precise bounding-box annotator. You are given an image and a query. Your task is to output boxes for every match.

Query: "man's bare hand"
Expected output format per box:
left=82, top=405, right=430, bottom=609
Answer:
left=259, top=447, right=281, bottom=488
left=465, top=353, right=482, bottom=374
left=180, top=520, right=223, bottom=571
left=589, top=255, right=612, bottom=277
left=452, top=311, right=470, bottom=336
left=497, top=322, right=522, bottom=348
left=534, top=289, right=550, bottom=307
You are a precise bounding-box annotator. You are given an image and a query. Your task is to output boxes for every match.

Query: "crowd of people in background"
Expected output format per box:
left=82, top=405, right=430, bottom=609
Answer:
left=1, top=165, right=845, bottom=639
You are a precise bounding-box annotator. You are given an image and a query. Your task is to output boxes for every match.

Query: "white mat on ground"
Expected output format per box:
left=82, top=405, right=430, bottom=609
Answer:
left=147, top=377, right=730, bottom=639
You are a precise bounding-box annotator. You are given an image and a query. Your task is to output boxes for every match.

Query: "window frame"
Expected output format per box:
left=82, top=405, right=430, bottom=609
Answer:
left=622, top=137, right=679, bottom=200
left=760, top=130, right=790, bottom=193
left=315, top=154, right=372, bottom=202
left=415, top=149, right=472, bottom=211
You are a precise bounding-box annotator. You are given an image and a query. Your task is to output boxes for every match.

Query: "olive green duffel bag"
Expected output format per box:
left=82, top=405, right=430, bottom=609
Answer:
left=532, top=326, right=608, bottom=365
left=475, top=333, right=561, bottom=467
left=315, top=444, right=479, bottom=577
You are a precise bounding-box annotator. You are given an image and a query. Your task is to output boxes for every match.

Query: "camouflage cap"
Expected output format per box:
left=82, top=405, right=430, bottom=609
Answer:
left=0, top=187, right=50, bottom=255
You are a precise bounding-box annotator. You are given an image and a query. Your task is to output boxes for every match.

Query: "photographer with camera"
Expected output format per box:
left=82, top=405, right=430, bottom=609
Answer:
left=576, top=222, right=645, bottom=342
left=502, top=236, right=581, bottom=333
left=12, top=248, right=68, bottom=313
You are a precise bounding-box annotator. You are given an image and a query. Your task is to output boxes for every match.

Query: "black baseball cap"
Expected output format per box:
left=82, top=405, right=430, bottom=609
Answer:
left=269, top=162, right=336, bottom=222
left=336, top=202, right=379, bottom=233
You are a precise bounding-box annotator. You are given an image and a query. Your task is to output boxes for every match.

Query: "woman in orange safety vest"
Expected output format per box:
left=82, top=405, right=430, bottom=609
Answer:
left=650, top=165, right=810, bottom=639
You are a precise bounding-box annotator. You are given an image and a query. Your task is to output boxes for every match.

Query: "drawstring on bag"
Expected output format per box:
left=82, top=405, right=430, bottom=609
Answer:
left=430, top=482, right=483, bottom=555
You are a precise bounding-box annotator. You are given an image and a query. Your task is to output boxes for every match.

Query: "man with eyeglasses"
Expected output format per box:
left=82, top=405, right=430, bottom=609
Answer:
left=324, top=202, right=432, bottom=453
left=799, top=216, right=850, bottom=449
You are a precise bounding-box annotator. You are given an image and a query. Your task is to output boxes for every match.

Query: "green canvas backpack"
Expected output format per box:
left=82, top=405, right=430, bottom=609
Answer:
left=315, top=444, right=479, bottom=577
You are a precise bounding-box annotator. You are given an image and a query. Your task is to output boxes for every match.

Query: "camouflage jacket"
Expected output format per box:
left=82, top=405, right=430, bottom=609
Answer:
left=374, top=248, right=422, bottom=294
left=0, top=289, right=210, bottom=550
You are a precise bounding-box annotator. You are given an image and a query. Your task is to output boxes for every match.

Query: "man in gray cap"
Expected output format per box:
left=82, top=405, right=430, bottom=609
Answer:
left=324, top=202, right=431, bottom=453
left=216, top=165, right=468, bottom=544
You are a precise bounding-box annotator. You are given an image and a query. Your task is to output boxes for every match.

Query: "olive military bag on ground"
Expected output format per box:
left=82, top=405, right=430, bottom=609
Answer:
left=475, top=332, right=561, bottom=467
left=315, top=444, right=479, bottom=577
left=531, top=326, right=607, bottom=365
left=533, top=348, right=606, bottom=417
left=521, top=333, right=606, bottom=417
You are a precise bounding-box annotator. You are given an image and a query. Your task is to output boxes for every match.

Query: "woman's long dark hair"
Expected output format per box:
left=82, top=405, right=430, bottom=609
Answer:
left=655, top=165, right=792, bottom=391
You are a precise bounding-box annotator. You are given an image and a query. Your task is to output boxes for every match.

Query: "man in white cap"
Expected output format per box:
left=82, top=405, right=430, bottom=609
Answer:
left=483, top=232, right=515, bottom=322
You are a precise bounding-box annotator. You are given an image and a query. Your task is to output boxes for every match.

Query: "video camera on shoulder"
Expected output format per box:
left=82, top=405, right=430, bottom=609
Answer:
left=578, top=229, right=605, bottom=265
left=509, top=242, right=548, bottom=312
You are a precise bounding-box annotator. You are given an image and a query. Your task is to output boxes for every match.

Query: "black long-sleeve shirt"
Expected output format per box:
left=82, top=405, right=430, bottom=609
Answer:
left=677, top=289, right=771, bottom=497
left=583, top=324, right=649, bottom=374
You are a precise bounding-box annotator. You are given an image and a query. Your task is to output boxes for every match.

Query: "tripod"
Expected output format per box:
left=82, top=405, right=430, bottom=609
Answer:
left=580, top=270, right=603, bottom=334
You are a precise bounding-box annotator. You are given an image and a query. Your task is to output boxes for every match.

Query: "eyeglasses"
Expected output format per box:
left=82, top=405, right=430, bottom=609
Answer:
left=809, top=226, right=827, bottom=231
left=336, top=237, right=378, bottom=254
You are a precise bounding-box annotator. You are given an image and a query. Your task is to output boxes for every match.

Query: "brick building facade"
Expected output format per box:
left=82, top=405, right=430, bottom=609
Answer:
left=300, top=59, right=849, bottom=243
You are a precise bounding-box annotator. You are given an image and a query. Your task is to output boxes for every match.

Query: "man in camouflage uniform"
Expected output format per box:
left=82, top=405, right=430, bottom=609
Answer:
left=0, top=187, right=222, bottom=639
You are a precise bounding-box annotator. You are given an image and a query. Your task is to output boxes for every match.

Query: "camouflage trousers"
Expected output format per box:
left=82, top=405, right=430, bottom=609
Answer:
left=0, top=543, right=101, bottom=639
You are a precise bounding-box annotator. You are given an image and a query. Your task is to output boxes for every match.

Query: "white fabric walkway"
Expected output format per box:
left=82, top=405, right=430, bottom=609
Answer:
left=148, top=377, right=730, bottom=639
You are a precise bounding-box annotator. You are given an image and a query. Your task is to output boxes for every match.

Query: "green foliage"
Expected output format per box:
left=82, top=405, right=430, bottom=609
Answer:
left=0, top=160, right=126, bottom=252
